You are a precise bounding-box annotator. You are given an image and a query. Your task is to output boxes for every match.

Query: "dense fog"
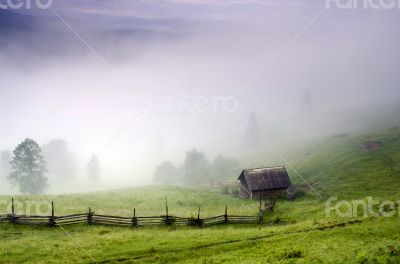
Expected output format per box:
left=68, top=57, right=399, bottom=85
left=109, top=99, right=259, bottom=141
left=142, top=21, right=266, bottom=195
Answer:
left=1, top=0, right=399, bottom=194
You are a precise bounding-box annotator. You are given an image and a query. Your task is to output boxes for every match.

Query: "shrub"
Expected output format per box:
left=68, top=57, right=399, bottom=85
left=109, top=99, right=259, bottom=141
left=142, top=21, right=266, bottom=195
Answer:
left=287, top=250, right=302, bottom=258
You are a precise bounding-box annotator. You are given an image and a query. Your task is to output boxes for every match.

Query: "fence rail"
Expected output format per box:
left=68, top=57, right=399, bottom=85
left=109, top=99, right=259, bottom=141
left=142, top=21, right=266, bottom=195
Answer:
left=260, top=204, right=274, bottom=215
left=0, top=214, right=8, bottom=223
left=0, top=198, right=273, bottom=228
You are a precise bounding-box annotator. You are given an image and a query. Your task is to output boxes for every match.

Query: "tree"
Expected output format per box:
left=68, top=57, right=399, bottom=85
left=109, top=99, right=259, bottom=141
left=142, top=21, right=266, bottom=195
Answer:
left=8, top=139, right=48, bottom=195
left=153, top=161, right=179, bottom=185
left=0, top=150, right=11, bottom=179
left=244, top=112, right=261, bottom=147
left=87, top=155, right=100, bottom=183
left=42, top=139, right=77, bottom=185
left=211, top=155, right=241, bottom=182
left=182, top=149, right=211, bottom=185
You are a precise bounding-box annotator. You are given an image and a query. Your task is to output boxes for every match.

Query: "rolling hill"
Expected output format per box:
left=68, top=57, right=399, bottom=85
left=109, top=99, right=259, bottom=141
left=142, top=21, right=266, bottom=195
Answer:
left=1, top=127, right=400, bottom=263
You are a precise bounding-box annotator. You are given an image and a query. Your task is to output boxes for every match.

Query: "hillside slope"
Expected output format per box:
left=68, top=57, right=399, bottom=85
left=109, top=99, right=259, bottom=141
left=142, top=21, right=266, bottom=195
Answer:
left=294, top=128, right=400, bottom=199
left=1, top=129, right=400, bottom=263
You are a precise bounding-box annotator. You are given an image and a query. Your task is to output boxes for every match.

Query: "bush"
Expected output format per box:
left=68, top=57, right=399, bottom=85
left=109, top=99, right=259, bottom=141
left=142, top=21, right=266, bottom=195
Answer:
left=221, top=185, right=230, bottom=194
left=280, top=249, right=302, bottom=259
left=288, top=250, right=302, bottom=258
left=273, top=216, right=282, bottom=224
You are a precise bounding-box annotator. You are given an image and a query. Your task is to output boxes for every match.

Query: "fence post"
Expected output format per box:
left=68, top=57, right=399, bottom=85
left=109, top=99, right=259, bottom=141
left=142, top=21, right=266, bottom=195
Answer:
left=132, top=208, right=137, bottom=227
left=224, top=205, right=228, bottom=224
left=166, top=196, right=169, bottom=216
left=165, top=196, right=169, bottom=225
left=49, top=201, right=56, bottom=227
left=196, top=206, right=203, bottom=227
left=198, top=206, right=201, bottom=220
left=11, top=197, right=15, bottom=215
left=52, top=202, right=54, bottom=216
left=259, top=193, right=263, bottom=225
left=88, top=207, right=93, bottom=225
left=8, top=197, right=16, bottom=224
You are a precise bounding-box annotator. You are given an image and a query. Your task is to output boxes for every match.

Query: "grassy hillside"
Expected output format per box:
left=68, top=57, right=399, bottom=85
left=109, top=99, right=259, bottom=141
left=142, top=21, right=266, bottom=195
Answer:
left=1, top=216, right=400, bottom=264
left=1, top=128, right=400, bottom=263
left=294, top=128, right=400, bottom=199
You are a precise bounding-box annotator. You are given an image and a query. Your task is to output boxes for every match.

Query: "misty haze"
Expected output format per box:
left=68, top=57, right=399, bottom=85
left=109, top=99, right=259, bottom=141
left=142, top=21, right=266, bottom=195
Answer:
left=1, top=1, right=400, bottom=263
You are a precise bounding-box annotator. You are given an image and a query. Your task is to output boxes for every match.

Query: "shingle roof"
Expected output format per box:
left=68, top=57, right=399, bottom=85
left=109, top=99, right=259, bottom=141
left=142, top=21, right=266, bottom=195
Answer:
left=238, top=166, right=291, bottom=191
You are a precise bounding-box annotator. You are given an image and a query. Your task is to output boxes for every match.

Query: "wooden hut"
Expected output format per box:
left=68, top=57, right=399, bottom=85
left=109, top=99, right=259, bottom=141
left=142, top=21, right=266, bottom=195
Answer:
left=238, top=166, right=291, bottom=199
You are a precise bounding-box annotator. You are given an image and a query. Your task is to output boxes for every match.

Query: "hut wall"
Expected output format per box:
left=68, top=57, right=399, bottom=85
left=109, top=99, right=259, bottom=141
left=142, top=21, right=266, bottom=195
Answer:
left=250, top=188, right=287, bottom=199
left=239, top=179, right=251, bottom=198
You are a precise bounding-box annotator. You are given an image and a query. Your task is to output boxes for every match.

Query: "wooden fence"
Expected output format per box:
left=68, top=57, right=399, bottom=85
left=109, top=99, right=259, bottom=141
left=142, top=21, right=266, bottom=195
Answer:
left=0, top=198, right=273, bottom=228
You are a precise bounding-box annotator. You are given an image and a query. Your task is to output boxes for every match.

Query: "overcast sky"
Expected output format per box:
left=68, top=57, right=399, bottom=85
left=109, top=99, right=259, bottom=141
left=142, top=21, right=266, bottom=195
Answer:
left=1, top=0, right=400, bottom=191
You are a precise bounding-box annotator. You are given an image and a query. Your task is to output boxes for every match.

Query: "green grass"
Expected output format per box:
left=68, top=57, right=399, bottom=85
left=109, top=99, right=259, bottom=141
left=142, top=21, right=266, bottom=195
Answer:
left=1, top=216, right=400, bottom=263
left=293, top=128, right=400, bottom=199
left=1, top=186, right=259, bottom=217
left=1, top=128, right=400, bottom=263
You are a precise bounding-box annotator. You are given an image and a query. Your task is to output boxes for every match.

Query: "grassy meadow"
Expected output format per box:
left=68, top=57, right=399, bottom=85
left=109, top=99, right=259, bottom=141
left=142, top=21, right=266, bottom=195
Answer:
left=1, top=186, right=259, bottom=218
left=1, top=128, right=400, bottom=263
